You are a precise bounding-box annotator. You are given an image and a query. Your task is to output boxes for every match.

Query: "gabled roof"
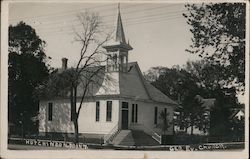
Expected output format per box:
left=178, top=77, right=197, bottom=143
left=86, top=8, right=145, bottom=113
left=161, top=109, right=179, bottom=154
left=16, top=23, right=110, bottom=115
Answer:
left=144, top=81, right=178, bottom=105
left=42, top=62, right=178, bottom=106
left=229, top=108, right=245, bottom=119
left=119, top=62, right=178, bottom=105
left=76, top=62, right=178, bottom=105
left=134, top=62, right=177, bottom=105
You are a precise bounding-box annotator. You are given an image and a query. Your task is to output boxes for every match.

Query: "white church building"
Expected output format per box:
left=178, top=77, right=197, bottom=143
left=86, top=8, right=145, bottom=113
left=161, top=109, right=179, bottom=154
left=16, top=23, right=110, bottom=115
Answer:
left=38, top=7, right=178, bottom=145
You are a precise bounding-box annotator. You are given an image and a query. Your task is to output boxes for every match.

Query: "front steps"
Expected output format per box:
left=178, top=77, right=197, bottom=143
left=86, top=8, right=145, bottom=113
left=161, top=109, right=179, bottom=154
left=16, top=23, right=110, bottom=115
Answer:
left=131, top=130, right=160, bottom=146
left=110, top=130, right=160, bottom=146
left=112, top=130, right=135, bottom=146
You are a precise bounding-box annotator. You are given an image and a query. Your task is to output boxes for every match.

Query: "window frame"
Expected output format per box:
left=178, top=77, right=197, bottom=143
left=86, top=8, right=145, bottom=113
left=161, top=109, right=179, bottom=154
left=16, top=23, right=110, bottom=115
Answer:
left=132, top=104, right=135, bottom=123
left=131, top=104, right=138, bottom=123
left=106, top=101, right=112, bottom=122
left=135, top=104, right=138, bottom=123
left=96, top=101, right=100, bottom=122
left=154, top=107, right=158, bottom=125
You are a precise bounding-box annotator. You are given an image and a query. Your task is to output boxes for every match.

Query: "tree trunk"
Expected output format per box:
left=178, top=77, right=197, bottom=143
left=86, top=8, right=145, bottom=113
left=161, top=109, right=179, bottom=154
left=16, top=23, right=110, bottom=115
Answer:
left=73, top=86, right=79, bottom=143
left=191, top=125, right=194, bottom=135
left=189, top=120, right=194, bottom=144
left=70, top=86, right=79, bottom=144
left=74, top=118, right=79, bottom=143
left=190, top=117, right=194, bottom=135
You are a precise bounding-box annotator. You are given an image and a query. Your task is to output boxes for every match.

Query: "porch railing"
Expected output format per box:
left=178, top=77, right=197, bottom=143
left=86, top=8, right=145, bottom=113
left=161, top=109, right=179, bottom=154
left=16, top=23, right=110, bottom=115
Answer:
left=130, top=124, right=161, bottom=144
left=142, top=125, right=162, bottom=144
left=103, top=124, right=119, bottom=144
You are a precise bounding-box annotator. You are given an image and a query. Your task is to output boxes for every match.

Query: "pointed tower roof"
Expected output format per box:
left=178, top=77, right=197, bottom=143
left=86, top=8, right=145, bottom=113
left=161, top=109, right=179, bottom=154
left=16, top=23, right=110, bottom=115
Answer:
left=116, top=4, right=126, bottom=43
left=103, top=4, right=132, bottom=51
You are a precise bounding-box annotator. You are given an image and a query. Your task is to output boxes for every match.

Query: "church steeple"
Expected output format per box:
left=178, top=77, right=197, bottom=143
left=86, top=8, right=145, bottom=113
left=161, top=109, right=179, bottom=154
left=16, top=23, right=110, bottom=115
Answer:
left=116, top=4, right=126, bottom=44
left=103, top=4, right=133, bottom=72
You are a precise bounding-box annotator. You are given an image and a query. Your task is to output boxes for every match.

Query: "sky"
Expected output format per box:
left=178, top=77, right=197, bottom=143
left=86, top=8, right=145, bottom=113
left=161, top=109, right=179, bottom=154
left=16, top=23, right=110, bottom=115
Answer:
left=9, top=2, right=247, bottom=103
left=9, top=2, right=200, bottom=72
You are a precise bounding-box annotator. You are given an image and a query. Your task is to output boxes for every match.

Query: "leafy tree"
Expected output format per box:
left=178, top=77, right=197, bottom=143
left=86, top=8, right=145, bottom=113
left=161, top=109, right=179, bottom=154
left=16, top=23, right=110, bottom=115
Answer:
left=143, top=66, right=166, bottom=83
left=144, top=60, right=239, bottom=136
left=183, top=3, right=246, bottom=137
left=8, top=22, right=50, bottom=136
left=181, top=94, right=206, bottom=135
left=185, top=60, right=227, bottom=92
left=149, top=66, right=200, bottom=102
left=184, top=60, right=240, bottom=136
left=230, top=115, right=244, bottom=141
left=209, top=87, right=236, bottom=136
left=183, top=3, right=246, bottom=91
left=144, top=66, right=207, bottom=135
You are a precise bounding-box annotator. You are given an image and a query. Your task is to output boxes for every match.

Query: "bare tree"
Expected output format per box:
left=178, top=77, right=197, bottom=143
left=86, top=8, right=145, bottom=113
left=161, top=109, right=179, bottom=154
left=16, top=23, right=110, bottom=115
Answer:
left=37, top=11, right=113, bottom=143
left=69, top=11, right=114, bottom=143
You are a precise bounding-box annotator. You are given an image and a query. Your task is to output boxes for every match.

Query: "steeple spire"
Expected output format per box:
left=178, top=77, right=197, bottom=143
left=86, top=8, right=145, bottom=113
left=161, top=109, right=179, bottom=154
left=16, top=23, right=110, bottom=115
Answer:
left=103, top=3, right=133, bottom=72
left=116, top=3, right=126, bottom=43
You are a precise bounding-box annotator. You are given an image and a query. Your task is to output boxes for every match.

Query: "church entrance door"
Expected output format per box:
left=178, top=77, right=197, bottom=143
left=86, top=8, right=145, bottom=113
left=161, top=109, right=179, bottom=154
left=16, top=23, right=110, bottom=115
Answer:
left=121, top=102, right=129, bottom=129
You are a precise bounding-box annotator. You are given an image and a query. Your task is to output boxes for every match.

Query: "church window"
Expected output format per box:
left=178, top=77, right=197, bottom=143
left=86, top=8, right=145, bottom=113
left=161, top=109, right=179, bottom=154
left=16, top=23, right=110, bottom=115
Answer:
left=132, top=104, right=135, bottom=122
left=106, top=101, right=112, bottom=121
left=96, top=101, right=100, bottom=122
left=48, top=102, right=53, bottom=121
left=135, top=104, right=138, bottom=122
left=132, top=104, right=138, bottom=123
left=154, top=107, right=158, bottom=124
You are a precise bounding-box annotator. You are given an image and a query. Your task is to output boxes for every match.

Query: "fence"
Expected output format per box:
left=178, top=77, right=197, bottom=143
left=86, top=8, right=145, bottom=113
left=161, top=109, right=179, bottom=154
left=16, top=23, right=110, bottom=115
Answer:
left=173, top=134, right=245, bottom=145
